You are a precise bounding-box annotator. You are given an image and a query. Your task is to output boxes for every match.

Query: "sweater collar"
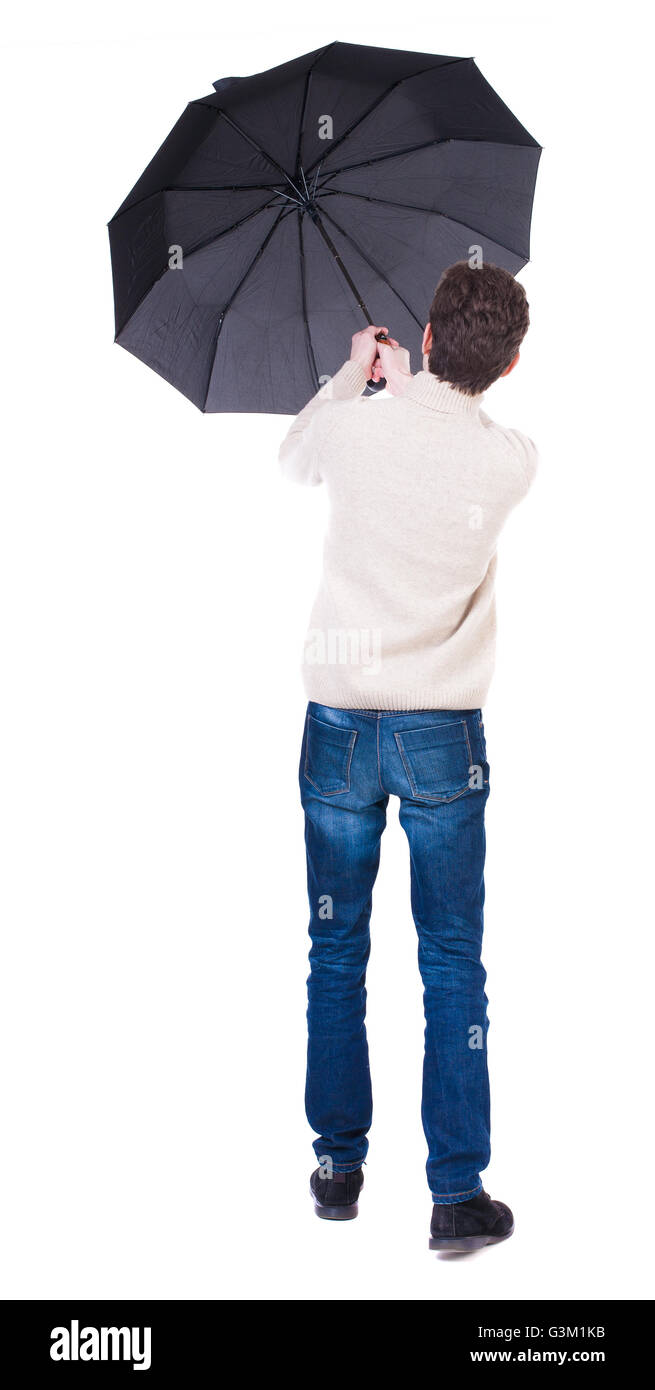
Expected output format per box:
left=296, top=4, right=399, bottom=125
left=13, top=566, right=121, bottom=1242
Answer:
left=404, top=370, right=485, bottom=415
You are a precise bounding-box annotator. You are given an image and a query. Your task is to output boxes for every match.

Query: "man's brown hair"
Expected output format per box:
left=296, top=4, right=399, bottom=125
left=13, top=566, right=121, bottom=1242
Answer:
left=428, top=260, right=530, bottom=395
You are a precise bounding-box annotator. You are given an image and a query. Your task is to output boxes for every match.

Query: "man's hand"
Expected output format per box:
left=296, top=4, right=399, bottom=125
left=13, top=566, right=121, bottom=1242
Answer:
left=350, top=325, right=390, bottom=382
left=376, top=340, right=413, bottom=396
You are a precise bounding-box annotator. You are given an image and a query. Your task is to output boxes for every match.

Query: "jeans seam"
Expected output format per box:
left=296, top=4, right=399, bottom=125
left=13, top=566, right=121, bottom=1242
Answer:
left=462, top=718, right=473, bottom=768
left=394, top=730, right=418, bottom=796
left=431, top=1182, right=483, bottom=1201
left=316, top=1161, right=364, bottom=1174
left=376, top=714, right=389, bottom=795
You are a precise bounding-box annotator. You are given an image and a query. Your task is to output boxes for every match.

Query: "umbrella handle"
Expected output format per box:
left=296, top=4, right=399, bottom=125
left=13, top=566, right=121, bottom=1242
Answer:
left=366, top=329, right=391, bottom=392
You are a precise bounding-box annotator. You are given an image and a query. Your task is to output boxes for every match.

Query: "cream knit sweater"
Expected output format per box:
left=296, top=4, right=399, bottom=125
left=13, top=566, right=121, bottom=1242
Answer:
left=279, top=360, right=538, bottom=711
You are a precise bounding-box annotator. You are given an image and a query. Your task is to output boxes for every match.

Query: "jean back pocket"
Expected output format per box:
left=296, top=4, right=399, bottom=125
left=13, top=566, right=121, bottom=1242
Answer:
left=304, top=714, right=358, bottom=796
left=395, top=719, right=474, bottom=803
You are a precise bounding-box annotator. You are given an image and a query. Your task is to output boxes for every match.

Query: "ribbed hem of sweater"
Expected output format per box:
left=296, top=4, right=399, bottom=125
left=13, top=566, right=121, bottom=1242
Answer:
left=303, top=679, right=487, bottom=712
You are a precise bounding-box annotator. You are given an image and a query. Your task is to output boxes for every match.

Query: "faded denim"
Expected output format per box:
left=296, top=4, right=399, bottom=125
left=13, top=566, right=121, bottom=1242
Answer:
left=299, top=700, right=491, bottom=1203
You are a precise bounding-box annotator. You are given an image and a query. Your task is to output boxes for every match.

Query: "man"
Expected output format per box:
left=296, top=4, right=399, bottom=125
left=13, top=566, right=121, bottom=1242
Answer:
left=279, top=261, right=538, bottom=1251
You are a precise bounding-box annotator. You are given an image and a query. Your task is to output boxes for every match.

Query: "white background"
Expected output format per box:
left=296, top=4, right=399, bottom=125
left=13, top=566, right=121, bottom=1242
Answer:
left=1, top=0, right=653, bottom=1302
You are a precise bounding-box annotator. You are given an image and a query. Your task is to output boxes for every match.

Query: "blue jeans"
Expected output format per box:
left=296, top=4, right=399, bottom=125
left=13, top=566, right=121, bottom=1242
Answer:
left=299, top=701, right=491, bottom=1203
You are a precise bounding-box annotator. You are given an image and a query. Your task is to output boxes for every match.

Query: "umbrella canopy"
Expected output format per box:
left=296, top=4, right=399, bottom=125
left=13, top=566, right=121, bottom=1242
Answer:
left=108, top=41, right=541, bottom=414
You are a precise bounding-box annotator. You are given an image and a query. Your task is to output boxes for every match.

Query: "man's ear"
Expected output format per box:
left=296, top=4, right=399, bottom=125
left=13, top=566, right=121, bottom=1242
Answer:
left=501, top=351, right=520, bottom=378
left=422, top=323, right=432, bottom=356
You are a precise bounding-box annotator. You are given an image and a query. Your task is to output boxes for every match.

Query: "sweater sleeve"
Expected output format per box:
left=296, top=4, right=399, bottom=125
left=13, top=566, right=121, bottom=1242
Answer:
left=278, top=359, right=368, bottom=485
left=506, top=427, right=539, bottom=492
left=479, top=411, right=539, bottom=495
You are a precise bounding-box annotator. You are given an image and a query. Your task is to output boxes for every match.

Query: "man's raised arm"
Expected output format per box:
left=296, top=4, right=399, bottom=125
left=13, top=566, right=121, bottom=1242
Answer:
left=278, top=326, right=388, bottom=485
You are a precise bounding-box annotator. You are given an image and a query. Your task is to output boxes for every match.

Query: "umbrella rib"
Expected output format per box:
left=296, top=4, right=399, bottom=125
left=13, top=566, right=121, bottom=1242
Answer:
left=315, top=206, right=424, bottom=330
left=199, top=104, right=305, bottom=200
left=109, top=184, right=283, bottom=222
left=201, top=206, right=290, bottom=410
left=320, top=134, right=538, bottom=180
left=298, top=213, right=320, bottom=392
left=320, top=187, right=527, bottom=261
left=303, top=57, right=470, bottom=179
left=165, top=183, right=283, bottom=192
left=181, top=193, right=287, bottom=259
left=275, top=189, right=305, bottom=209
left=114, top=195, right=285, bottom=340
left=294, top=41, right=337, bottom=183
left=320, top=136, right=449, bottom=179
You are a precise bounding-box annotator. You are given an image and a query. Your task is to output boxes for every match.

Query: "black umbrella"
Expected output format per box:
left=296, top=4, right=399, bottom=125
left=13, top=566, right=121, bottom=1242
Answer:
left=108, top=41, right=541, bottom=414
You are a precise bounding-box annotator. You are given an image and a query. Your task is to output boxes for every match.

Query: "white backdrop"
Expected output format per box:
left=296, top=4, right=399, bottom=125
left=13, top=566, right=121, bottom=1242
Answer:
left=1, top=0, right=652, bottom=1301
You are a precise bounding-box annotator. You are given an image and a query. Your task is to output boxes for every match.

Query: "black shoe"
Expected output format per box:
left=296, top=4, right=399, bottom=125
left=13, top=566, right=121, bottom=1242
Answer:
left=310, top=1166, right=364, bottom=1221
left=429, top=1189, right=514, bottom=1251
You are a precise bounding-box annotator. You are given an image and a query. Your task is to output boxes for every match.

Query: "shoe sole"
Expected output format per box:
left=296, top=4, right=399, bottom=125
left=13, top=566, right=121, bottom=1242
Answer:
left=429, top=1223, right=514, bottom=1252
left=310, top=1182, right=361, bottom=1221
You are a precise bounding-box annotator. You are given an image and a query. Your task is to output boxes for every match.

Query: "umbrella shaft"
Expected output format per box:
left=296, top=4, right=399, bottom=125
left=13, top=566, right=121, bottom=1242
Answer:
left=310, top=213, right=372, bottom=326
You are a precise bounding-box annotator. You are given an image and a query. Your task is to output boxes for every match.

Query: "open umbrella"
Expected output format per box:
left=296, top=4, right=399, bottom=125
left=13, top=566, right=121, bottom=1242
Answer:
left=108, top=40, right=541, bottom=414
